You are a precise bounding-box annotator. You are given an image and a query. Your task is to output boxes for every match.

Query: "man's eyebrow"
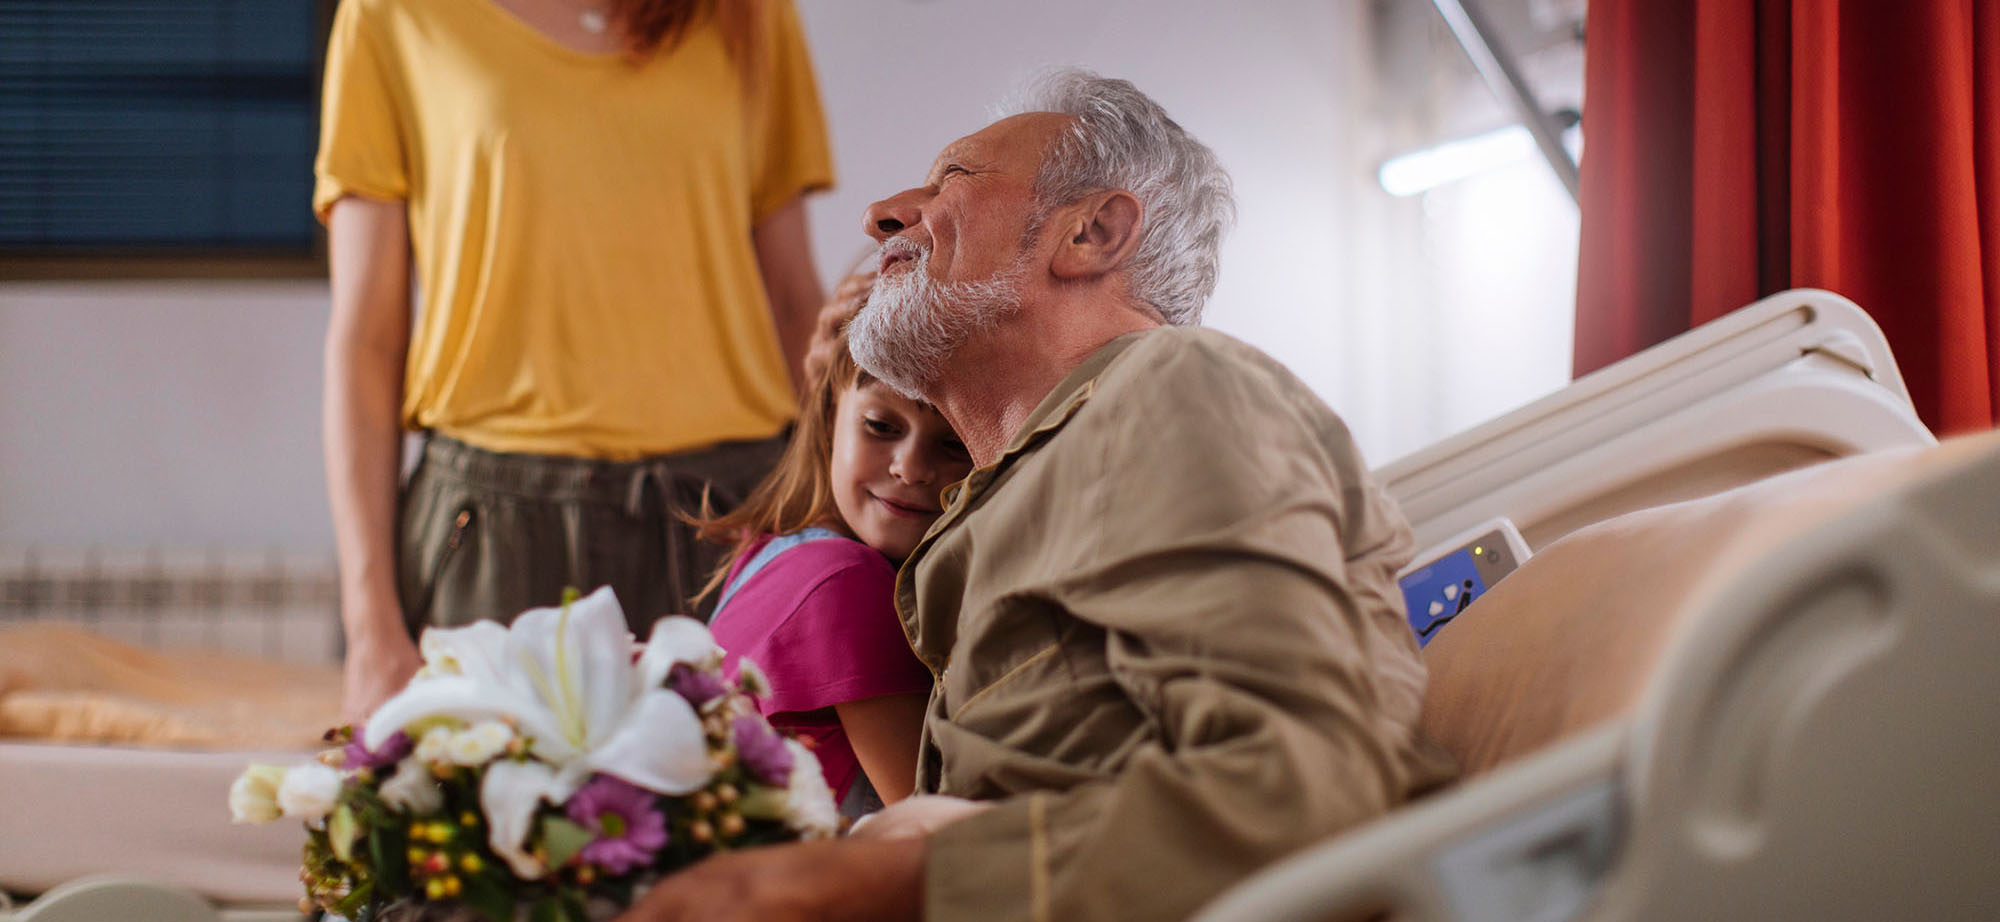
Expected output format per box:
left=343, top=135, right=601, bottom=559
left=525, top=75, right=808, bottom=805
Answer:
left=927, top=142, right=993, bottom=178
left=925, top=150, right=966, bottom=183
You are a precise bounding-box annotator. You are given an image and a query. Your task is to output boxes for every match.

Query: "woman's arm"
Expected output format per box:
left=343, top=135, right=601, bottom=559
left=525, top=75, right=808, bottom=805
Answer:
left=324, top=194, right=423, bottom=724
left=833, top=692, right=931, bottom=804
left=751, top=195, right=825, bottom=395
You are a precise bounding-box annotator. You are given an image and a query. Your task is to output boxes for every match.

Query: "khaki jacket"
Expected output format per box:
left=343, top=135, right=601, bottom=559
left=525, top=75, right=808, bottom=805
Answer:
left=900, top=327, right=1453, bottom=922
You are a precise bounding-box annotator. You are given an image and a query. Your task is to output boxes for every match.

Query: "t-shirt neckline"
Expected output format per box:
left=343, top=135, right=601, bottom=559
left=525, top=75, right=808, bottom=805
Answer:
left=472, top=1, right=632, bottom=66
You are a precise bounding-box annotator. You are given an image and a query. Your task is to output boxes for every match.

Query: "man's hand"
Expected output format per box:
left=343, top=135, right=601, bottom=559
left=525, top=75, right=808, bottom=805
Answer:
left=802, top=264, right=876, bottom=388
left=614, top=836, right=925, bottom=922
left=340, top=626, right=423, bottom=725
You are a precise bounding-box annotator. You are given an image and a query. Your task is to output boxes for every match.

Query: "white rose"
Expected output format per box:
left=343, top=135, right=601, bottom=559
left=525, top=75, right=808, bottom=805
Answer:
left=276, top=762, right=343, bottom=822
left=228, top=764, right=287, bottom=823
left=781, top=740, right=838, bottom=838
left=415, top=726, right=454, bottom=763
left=378, top=757, right=445, bottom=814
left=446, top=720, right=514, bottom=766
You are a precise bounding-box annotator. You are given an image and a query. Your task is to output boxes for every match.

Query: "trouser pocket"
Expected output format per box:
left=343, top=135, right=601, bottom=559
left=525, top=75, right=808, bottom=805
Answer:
left=396, top=463, right=478, bottom=634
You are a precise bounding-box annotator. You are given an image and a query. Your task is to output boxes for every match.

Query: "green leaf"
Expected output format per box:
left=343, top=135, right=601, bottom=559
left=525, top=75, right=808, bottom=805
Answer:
left=530, top=896, right=565, bottom=922
left=329, top=804, right=363, bottom=864
left=559, top=888, right=590, bottom=922
left=330, top=879, right=376, bottom=917
left=527, top=890, right=588, bottom=922
left=458, top=871, right=516, bottom=922
left=540, top=815, right=595, bottom=870
left=368, top=823, right=411, bottom=896
left=734, top=787, right=787, bottom=821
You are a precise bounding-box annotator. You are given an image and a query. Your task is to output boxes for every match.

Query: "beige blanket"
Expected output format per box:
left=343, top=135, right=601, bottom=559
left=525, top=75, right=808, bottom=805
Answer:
left=0, top=623, right=342, bottom=749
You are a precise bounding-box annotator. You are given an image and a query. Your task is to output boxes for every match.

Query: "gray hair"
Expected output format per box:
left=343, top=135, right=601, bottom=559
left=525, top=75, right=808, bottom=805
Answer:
left=1001, top=68, right=1235, bottom=326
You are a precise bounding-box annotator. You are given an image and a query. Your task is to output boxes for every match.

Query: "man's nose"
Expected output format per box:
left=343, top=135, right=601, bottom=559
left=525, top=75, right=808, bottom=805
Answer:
left=864, top=189, right=923, bottom=241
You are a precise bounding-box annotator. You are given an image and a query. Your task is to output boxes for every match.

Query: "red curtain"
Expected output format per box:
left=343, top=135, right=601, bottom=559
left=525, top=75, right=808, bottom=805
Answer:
left=1575, top=0, right=2000, bottom=435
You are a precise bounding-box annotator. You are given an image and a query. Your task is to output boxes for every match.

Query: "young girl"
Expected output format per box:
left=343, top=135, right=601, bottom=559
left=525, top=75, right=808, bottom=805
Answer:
left=694, top=333, right=974, bottom=817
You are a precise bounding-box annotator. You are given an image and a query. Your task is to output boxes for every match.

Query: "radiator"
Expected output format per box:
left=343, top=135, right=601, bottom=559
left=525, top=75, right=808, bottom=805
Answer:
left=0, top=546, right=341, bottom=664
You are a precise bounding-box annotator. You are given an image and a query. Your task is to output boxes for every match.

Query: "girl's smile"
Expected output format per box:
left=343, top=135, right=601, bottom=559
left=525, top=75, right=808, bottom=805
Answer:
left=828, top=379, right=974, bottom=560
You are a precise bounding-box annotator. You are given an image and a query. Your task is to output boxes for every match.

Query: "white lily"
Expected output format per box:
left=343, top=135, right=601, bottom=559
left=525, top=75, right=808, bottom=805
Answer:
left=417, top=619, right=511, bottom=684
left=362, top=587, right=716, bottom=863
left=482, top=759, right=558, bottom=879
left=636, top=615, right=726, bottom=690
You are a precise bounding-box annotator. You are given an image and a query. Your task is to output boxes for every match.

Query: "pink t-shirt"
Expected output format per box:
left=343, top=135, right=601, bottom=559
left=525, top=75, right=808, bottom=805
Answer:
left=708, top=533, right=933, bottom=803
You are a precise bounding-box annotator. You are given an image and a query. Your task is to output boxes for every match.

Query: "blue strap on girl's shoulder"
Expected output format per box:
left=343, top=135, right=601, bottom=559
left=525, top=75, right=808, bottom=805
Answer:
left=711, top=526, right=847, bottom=623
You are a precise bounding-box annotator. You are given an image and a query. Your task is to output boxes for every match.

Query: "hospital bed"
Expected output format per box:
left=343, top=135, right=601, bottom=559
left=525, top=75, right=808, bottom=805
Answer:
left=5, top=289, right=1985, bottom=922
left=0, top=553, right=335, bottom=922
left=1194, top=289, right=1997, bottom=922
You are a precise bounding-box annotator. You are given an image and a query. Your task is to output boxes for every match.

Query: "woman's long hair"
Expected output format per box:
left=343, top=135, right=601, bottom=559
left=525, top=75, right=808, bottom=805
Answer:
left=689, top=334, right=868, bottom=605
left=614, top=0, right=761, bottom=73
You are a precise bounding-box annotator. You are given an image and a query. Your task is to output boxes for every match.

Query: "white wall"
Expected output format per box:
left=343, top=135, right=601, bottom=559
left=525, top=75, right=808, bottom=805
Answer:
left=0, top=280, right=331, bottom=548
left=0, top=0, right=1583, bottom=551
left=795, top=0, right=1398, bottom=447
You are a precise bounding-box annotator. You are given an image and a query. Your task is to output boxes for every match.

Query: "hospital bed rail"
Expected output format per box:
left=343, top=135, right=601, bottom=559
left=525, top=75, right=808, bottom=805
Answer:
left=1377, top=288, right=1933, bottom=553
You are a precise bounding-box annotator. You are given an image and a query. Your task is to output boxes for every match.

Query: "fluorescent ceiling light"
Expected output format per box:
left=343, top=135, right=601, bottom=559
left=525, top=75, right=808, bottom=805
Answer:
left=1378, top=124, right=1540, bottom=197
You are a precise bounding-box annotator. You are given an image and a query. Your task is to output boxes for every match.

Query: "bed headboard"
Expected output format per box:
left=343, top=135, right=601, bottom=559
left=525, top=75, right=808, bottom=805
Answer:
left=0, top=545, right=341, bottom=664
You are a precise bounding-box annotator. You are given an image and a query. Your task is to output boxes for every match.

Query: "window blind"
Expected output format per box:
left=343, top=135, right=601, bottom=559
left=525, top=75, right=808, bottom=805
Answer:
left=0, top=2, right=321, bottom=253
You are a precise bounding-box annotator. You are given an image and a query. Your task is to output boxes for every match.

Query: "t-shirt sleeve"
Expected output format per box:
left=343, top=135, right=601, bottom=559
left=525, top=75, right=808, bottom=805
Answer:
left=313, top=0, right=409, bottom=223
left=756, top=557, right=933, bottom=716
left=745, top=0, right=834, bottom=225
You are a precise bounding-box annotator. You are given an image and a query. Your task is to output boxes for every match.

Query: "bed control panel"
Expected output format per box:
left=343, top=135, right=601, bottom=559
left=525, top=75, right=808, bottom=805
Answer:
left=1397, top=517, right=1529, bottom=646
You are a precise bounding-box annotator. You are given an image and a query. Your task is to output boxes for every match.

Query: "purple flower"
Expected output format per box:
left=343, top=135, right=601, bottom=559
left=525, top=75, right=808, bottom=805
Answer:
left=666, top=663, right=728, bottom=707
left=732, top=716, right=794, bottom=786
left=342, top=730, right=412, bottom=771
left=564, top=774, right=668, bottom=875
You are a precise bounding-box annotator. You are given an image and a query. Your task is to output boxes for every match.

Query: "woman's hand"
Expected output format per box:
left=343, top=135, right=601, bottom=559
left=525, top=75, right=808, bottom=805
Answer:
left=325, top=194, right=417, bottom=726
left=803, top=262, right=877, bottom=387
left=340, top=624, right=423, bottom=725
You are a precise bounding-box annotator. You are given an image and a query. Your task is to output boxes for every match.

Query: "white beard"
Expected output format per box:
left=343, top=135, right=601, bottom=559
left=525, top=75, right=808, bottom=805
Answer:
left=849, top=240, right=1025, bottom=400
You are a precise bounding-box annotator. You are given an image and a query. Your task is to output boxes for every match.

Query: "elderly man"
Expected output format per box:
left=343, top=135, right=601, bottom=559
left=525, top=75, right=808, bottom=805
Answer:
left=619, top=69, right=1448, bottom=922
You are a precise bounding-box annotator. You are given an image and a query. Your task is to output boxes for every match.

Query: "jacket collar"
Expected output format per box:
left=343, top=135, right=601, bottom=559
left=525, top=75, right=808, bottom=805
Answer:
left=937, top=329, right=1151, bottom=515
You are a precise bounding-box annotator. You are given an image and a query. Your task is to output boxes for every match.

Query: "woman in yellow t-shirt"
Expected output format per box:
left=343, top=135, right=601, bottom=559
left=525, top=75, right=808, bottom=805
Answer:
left=316, top=0, right=834, bottom=721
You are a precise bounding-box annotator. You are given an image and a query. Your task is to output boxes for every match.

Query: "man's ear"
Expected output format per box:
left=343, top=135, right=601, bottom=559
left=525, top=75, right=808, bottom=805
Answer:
left=1050, top=190, right=1143, bottom=280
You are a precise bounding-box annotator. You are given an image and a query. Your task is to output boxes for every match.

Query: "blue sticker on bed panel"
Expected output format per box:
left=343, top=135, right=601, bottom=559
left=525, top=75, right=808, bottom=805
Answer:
left=1400, top=548, right=1486, bottom=646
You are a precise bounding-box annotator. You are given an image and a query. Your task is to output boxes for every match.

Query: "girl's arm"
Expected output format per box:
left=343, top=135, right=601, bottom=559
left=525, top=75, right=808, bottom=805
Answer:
left=751, top=194, right=825, bottom=396
left=834, top=692, right=931, bottom=803
left=325, top=194, right=422, bottom=724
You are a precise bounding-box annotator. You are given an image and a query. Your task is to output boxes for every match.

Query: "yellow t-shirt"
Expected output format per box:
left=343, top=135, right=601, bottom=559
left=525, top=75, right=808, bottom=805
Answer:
left=313, top=0, right=832, bottom=458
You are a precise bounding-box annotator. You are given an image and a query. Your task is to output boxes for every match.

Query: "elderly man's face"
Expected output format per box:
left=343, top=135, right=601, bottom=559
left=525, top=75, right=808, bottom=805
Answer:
left=848, top=113, right=1072, bottom=398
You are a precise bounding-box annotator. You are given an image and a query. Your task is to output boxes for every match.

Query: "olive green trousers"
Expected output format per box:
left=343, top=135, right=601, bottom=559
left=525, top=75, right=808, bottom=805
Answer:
left=396, top=432, right=785, bottom=637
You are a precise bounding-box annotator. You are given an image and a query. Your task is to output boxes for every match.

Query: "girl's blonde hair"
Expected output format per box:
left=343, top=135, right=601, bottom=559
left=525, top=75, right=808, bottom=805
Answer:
left=690, top=333, right=869, bottom=605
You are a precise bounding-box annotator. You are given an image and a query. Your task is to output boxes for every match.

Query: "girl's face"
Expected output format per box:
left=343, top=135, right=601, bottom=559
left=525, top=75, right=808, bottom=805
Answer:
left=827, top=378, right=974, bottom=560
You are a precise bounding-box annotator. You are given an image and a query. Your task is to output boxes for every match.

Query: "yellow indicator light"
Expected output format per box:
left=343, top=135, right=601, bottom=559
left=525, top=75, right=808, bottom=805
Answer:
left=1472, top=546, right=1483, bottom=556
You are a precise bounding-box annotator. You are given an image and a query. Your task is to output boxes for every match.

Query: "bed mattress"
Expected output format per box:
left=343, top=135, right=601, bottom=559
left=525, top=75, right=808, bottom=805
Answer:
left=0, top=741, right=310, bottom=904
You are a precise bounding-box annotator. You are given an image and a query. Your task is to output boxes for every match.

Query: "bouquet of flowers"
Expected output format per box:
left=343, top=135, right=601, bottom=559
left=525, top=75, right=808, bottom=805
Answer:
left=230, top=587, right=837, bottom=921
